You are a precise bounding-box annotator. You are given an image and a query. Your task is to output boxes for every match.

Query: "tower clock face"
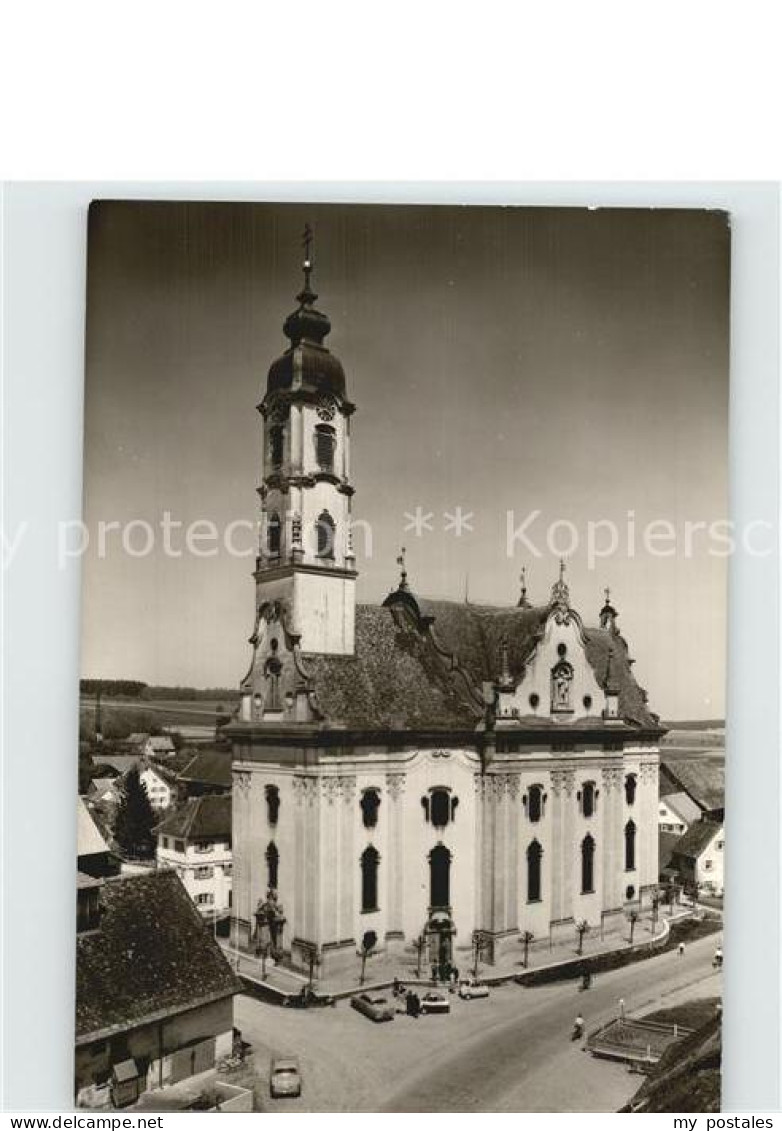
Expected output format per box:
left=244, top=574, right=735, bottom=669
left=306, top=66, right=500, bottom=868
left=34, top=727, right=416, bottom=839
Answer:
left=316, top=394, right=338, bottom=421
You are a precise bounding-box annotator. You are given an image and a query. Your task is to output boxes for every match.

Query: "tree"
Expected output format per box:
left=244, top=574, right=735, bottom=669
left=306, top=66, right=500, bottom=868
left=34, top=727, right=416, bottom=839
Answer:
left=627, top=909, right=640, bottom=944
left=113, top=767, right=157, bottom=859
left=359, top=931, right=377, bottom=986
left=412, top=933, right=427, bottom=978
left=520, top=929, right=534, bottom=968
left=575, top=919, right=590, bottom=955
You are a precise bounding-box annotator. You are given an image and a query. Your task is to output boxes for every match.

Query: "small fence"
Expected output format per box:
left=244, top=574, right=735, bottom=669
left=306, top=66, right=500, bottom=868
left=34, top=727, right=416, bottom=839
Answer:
left=586, top=1017, right=693, bottom=1064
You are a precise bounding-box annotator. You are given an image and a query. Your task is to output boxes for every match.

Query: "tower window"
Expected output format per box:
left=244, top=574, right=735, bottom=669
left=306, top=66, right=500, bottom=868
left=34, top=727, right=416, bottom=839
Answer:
left=581, top=834, right=596, bottom=894
left=315, top=425, right=336, bottom=472
left=360, top=846, right=380, bottom=912
left=269, top=425, right=284, bottom=468
left=526, top=839, right=543, bottom=903
left=266, top=841, right=279, bottom=890
left=316, top=511, right=336, bottom=559
left=624, top=774, right=637, bottom=806
left=360, top=788, right=381, bottom=829
left=624, top=820, right=636, bottom=871
left=429, top=788, right=451, bottom=829
left=265, top=784, right=280, bottom=826
left=268, top=512, right=281, bottom=557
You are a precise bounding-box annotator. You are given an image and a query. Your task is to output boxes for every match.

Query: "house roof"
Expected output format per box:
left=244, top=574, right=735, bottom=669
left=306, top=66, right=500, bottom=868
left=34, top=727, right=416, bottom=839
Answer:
left=93, top=753, right=139, bottom=774
left=155, top=794, right=232, bottom=841
left=148, top=735, right=175, bottom=752
left=77, top=798, right=111, bottom=858
left=671, top=820, right=723, bottom=861
left=76, top=870, right=240, bottom=1044
left=661, top=791, right=703, bottom=826
left=661, top=759, right=725, bottom=812
left=302, top=598, right=660, bottom=732
left=90, top=777, right=119, bottom=796
left=126, top=733, right=150, bottom=745
left=178, top=748, right=233, bottom=790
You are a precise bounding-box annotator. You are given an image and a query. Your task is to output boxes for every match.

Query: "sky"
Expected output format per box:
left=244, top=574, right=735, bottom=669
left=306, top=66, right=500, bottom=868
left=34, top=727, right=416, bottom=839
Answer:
left=81, top=202, right=729, bottom=719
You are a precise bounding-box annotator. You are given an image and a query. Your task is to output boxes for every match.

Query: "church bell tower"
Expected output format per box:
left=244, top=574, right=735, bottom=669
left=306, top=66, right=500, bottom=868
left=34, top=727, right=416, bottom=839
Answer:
left=253, top=226, right=357, bottom=655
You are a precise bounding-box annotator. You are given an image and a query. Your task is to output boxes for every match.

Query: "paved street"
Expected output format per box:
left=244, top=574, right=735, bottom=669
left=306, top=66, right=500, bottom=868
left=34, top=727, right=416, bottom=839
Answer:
left=235, top=932, right=722, bottom=1112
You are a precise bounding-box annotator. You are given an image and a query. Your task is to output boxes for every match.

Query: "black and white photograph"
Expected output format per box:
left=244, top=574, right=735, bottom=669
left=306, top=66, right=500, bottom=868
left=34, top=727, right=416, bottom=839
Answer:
left=73, top=201, right=730, bottom=1113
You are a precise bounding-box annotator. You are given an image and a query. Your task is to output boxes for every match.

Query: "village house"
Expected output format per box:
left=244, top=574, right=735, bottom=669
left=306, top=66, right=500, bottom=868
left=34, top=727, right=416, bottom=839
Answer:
left=75, top=870, right=240, bottom=1108
left=668, top=820, right=725, bottom=897
left=658, top=790, right=702, bottom=835
left=156, top=795, right=233, bottom=921
left=139, top=759, right=177, bottom=811
left=78, top=797, right=119, bottom=879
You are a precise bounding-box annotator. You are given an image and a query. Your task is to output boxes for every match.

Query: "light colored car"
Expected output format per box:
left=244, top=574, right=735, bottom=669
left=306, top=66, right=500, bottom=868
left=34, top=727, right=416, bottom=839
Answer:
left=420, top=991, right=451, bottom=1015
left=350, top=992, right=395, bottom=1022
left=270, top=1056, right=302, bottom=1098
left=458, top=978, right=490, bottom=1000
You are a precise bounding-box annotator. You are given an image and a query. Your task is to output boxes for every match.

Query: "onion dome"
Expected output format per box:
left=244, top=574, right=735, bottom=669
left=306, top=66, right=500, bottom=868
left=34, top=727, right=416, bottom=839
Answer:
left=266, top=224, right=347, bottom=399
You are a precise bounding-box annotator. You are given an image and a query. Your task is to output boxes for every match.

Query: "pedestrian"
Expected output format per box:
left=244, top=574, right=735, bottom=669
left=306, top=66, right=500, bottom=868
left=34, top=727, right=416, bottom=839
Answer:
left=431, top=962, right=438, bottom=983
left=678, top=941, right=685, bottom=957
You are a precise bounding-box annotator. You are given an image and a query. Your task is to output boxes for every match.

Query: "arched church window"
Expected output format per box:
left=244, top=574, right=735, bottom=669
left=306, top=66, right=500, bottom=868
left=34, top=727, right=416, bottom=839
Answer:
left=624, top=820, right=636, bottom=871
left=526, top=784, right=545, bottom=823
left=580, top=781, right=597, bottom=818
left=265, top=784, right=280, bottom=826
left=268, top=512, right=281, bottom=557
left=360, top=846, right=380, bottom=913
left=624, top=774, right=637, bottom=806
left=526, top=839, right=543, bottom=903
left=269, top=425, right=284, bottom=468
left=360, top=788, right=381, bottom=829
left=316, top=511, right=336, bottom=559
left=429, top=844, right=451, bottom=910
left=430, top=788, right=451, bottom=829
left=551, top=659, right=574, bottom=712
left=581, top=834, right=596, bottom=894
left=266, top=841, right=279, bottom=889
left=315, top=424, right=336, bottom=472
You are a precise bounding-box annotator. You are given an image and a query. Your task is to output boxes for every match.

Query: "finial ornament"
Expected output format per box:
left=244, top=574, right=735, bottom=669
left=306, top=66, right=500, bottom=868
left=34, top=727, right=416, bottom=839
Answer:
left=600, top=585, right=618, bottom=631
left=550, top=558, right=570, bottom=612
left=517, top=565, right=531, bottom=609
left=498, top=636, right=513, bottom=689
left=396, top=546, right=408, bottom=591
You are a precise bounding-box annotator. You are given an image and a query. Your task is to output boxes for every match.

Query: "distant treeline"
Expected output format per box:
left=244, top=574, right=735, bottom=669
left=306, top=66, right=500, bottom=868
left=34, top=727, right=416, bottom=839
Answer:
left=661, top=719, right=725, bottom=731
left=80, top=680, right=239, bottom=702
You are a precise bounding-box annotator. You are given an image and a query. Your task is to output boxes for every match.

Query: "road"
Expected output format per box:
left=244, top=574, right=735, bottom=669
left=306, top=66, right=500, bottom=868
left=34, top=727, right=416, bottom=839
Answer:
left=235, top=931, right=721, bottom=1113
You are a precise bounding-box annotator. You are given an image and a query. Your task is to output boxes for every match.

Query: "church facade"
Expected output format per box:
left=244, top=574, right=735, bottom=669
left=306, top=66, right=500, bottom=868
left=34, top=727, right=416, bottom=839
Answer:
left=226, top=241, right=663, bottom=975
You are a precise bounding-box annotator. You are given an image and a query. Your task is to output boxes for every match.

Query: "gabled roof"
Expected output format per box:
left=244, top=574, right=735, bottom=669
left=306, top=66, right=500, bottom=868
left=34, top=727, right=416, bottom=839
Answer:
left=661, top=759, right=725, bottom=812
left=178, top=748, right=233, bottom=789
left=148, top=735, right=175, bottom=752
left=661, top=791, right=703, bottom=826
left=77, top=798, right=111, bottom=859
left=76, top=871, right=240, bottom=1043
left=126, top=733, right=150, bottom=744
left=302, top=599, right=660, bottom=732
left=155, top=794, right=232, bottom=841
left=671, top=820, right=723, bottom=861
left=93, top=753, right=139, bottom=774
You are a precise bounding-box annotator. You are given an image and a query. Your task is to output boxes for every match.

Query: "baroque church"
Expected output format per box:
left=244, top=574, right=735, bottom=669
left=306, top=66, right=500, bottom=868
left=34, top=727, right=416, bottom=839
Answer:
left=226, top=237, right=663, bottom=975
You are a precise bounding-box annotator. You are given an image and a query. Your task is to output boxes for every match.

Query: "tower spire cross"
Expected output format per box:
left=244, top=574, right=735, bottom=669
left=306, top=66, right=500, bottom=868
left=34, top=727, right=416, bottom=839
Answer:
left=301, top=223, right=314, bottom=294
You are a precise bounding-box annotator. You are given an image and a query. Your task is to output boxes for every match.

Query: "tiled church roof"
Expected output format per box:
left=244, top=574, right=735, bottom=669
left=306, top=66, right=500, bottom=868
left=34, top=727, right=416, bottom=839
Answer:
left=302, top=599, right=660, bottom=732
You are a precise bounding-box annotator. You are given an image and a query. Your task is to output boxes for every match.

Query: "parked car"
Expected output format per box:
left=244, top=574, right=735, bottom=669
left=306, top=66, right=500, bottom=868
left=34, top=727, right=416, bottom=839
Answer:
left=270, top=1056, right=302, bottom=1098
left=458, top=978, right=490, bottom=1000
left=350, top=992, right=395, bottom=1022
left=420, top=991, right=451, bottom=1015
